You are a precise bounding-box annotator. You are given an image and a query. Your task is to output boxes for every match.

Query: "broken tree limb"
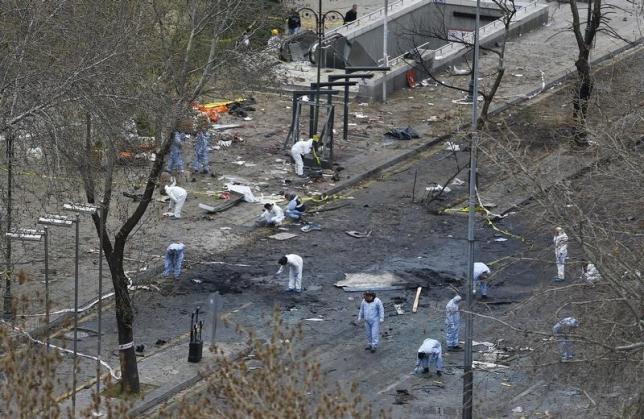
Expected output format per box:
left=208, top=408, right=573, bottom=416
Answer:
left=412, top=287, right=422, bottom=313
left=312, top=202, right=351, bottom=213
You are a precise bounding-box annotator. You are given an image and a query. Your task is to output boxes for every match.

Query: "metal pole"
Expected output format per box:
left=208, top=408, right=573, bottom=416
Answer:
left=462, top=0, right=481, bottom=417
left=343, top=83, right=350, bottom=141
left=382, top=0, right=389, bottom=102
left=44, top=227, right=49, bottom=351
left=72, top=213, right=80, bottom=416
left=313, top=0, right=322, bottom=134
left=3, top=131, right=13, bottom=320
left=96, top=206, right=104, bottom=401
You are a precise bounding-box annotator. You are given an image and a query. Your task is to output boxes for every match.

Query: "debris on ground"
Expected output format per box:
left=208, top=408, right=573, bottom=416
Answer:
left=384, top=126, right=420, bottom=140
left=345, top=230, right=372, bottom=238
left=444, top=141, right=461, bottom=151
left=335, top=272, right=411, bottom=292
left=301, top=223, right=322, bottom=232
left=199, top=191, right=245, bottom=214
left=269, top=232, right=298, bottom=241
left=426, top=184, right=452, bottom=193
left=451, top=177, right=465, bottom=186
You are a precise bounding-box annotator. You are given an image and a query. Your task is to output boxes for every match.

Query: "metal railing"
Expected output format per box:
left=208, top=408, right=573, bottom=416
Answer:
left=326, top=0, right=427, bottom=36
left=387, top=0, right=542, bottom=69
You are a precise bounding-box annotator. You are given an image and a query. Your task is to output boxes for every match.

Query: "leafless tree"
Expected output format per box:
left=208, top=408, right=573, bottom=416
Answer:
left=1, top=0, right=279, bottom=395
left=403, top=0, right=518, bottom=127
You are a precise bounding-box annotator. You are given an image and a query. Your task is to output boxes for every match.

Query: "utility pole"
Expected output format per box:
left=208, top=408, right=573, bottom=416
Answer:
left=3, top=130, right=14, bottom=320
left=382, top=0, right=389, bottom=102
left=462, top=0, right=481, bottom=417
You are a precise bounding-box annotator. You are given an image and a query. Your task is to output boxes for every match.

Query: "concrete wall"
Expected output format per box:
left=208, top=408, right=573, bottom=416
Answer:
left=358, top=2, right=550, bottom=100
left=344, top=2, right=503, bottom=65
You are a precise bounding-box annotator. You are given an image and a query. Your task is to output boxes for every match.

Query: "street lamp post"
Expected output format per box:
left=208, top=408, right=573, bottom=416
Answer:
left=37, top=215, right=75, bottom=350
left=62, top=203, right=97, bottom=418
left=298, top=2, right=343, bottom=134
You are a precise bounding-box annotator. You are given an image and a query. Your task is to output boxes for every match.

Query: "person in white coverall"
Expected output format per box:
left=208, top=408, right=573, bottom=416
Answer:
left=414, top=338, right=443, bottom=376
left=445, top=295, right=462, bottom=350
left=276, top=254, right=304, bottom=292
left=290, top=136, right=318, bottom=177
left=257, top=203, right=284, bottom=226
left=553, top=227, right=568, bottom=281
left=473, top=262, right=491, bottom=299
left=357, top=291, right=384, bottom=353
left=164, top=178, right=187, bottom=219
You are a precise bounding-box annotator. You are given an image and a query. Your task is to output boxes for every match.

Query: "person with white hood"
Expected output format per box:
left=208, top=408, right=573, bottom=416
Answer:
left=257, top=202, right=284, bottom=226
left=290, top=136, right=318, bottom=177
left=164, top=177, right=187, bottom=219
left=163, top=242, right=185, bottom=280
left=553, top=317, right=579, bottom=361
left=445, top=295, right=462, bottom=351
left=553, top=227, right=568, bottom=281
left=357, top=291, right=385, bottom=353
left=473, top=262, right=491, bottom=299
left=276, top=254, right=304, bottom=293
left=414, top=338, right=443, bottom=376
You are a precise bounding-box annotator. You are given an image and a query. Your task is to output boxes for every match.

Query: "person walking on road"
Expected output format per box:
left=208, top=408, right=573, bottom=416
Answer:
left=473, top=262, right=491, bottom=299
left=358, top=291, right=384, bottom=353
left=553, top=226, right=568, bottom=281
left=445, top=295, right=462, bottom=351
left=553, top=317, right=579, bottom=361
left=276, top=254, right=304, bottom=293
left=414, top=338, right=443, bottom=376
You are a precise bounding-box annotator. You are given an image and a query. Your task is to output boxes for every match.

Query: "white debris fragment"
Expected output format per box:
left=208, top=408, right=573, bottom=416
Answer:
left=451, top=177, right=465, bottom=186
left=444, top=142, right=460, bottom=151
left=426, top=185, right=452, bottom=193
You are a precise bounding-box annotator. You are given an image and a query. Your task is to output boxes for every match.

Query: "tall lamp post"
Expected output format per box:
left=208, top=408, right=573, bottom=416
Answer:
left=37, top=215, right=75, bottom=350
left=299, top=2, right=343, bottom=134
left=62, top=203, right=97, bottom=418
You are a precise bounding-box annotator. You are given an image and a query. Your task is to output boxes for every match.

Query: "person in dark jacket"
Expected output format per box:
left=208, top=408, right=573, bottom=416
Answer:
left=287, top=9, right=301, bottom=35
left=344, top=4, right=358, bottom=23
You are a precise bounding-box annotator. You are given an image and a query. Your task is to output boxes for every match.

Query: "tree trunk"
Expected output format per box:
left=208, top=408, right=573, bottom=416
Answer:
left=573, top=54, right=593, bottom=145
left=106, top=251, right=140, bottom=394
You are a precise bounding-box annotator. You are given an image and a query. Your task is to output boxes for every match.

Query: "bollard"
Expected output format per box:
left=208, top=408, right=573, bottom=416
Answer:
left=188, top=306, right=203, bottom=363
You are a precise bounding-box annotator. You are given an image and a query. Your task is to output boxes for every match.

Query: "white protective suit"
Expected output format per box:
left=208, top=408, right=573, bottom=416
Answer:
left=415, top=338, right=444, bottom=372
left=473, top=262, right=491, bottom=296
left=277, top=254, right=304, bottom=291
left=165, top=180, right=187, bottom=218
left=260, top=204, right=285, bottom=226
left=358, top=296, right=385, bottom=349
left=582, top=263, right=601, bottom=283
left=290, top=138, right=314, bottom=176
left=554, top=229, right=568, bottom=280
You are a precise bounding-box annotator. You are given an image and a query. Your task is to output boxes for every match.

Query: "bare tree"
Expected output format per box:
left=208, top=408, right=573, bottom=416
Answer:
left=403, top=0, right=517, bottom=127
left=1, top=0, right=279, bottom=394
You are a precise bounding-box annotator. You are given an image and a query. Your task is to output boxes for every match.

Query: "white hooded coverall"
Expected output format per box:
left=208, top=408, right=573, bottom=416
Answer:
left=165, top=181, right=187, bottom=218
left=290, top=139, right=314, bottom=176
left=260, top=204, right=285, bottom=226
left=277, top=254, right=303, bottom=291
left=358, top=297, right=385, bottom=348
left=554, top=230, right=568, bottom=280
left=416, top=338, right=443, bottom=372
